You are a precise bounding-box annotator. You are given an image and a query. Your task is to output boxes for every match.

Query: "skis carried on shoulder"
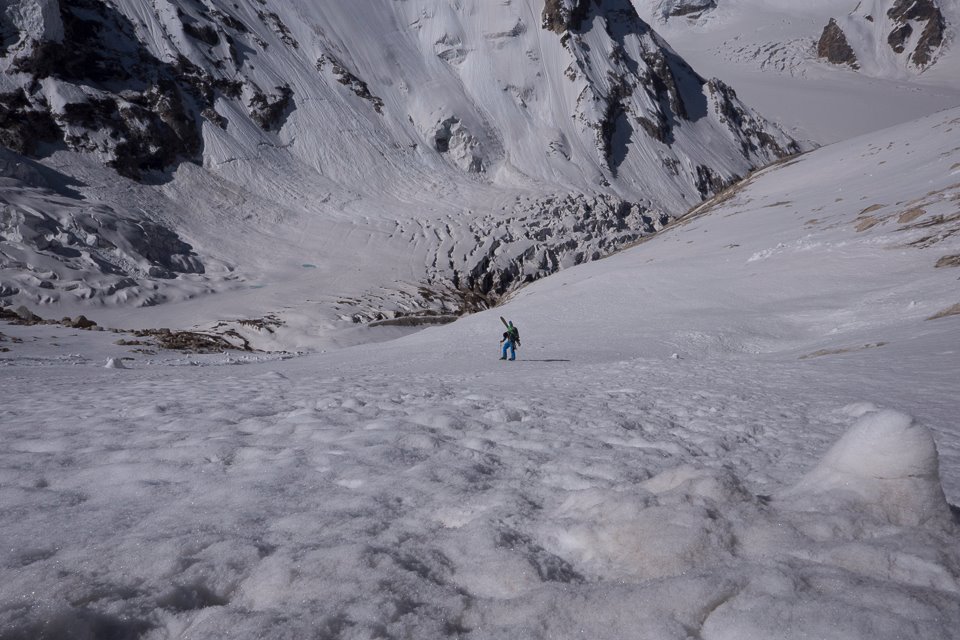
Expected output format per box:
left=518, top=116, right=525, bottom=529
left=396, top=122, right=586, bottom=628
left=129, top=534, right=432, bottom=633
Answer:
left=500, top=316, right=520, bottom=349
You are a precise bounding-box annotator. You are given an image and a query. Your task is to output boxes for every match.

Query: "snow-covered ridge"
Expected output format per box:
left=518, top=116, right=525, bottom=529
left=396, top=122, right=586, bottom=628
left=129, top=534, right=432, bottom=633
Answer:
left=1, top=0, right=799, bottom=328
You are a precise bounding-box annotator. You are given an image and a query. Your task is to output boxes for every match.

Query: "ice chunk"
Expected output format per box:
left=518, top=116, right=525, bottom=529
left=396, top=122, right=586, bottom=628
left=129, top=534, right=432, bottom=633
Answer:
left=783, top=410, right=951, bottom=527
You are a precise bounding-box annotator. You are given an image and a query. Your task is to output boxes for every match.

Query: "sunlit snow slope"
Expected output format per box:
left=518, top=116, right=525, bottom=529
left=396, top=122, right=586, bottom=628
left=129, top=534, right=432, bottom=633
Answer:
left=1, top=105, right=958, bottom=639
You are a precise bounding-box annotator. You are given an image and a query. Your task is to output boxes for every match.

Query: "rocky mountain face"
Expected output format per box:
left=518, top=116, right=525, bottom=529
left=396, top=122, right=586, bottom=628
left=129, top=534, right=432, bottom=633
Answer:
left=0, top=0, right=798, bottom=326
left=817, top=0, right=948, bottom=73
left=544, top=0, right=796, bottom=182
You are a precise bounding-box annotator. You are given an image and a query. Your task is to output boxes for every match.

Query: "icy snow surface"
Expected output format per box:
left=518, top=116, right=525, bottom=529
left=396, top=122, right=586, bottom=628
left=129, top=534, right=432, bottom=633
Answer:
left=2, top=103, right=959, bottom=637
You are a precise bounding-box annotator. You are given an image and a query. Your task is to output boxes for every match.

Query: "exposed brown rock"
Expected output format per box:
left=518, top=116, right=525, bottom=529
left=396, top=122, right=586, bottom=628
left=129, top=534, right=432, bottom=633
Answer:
left=935, top=255, right=960, bottom=268
left=68, top=315, right=98, bottom=329
left=132, top=328, right=252, bottom=352
left=927, top=303, right=960, bottom=320
left=887, top=0, right=946, bottom=67
left=799, top=343, right=887, bottom=359
left=817, top=19, right=860, bottom=69
left=912, top=14, right=946, bottom=67
left=3, top=305, right=44, bottom=325
left=898, top=207, right=926, bottom=224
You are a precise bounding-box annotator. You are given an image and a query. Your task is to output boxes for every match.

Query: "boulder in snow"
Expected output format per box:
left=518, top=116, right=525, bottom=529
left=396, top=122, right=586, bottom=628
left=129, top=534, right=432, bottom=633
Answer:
left=817, top=18, right=860, bottom=69
left=783, top=409, right=952, bottom=527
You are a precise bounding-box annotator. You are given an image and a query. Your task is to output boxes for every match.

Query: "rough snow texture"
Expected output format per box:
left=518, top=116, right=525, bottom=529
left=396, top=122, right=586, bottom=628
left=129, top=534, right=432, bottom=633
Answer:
left=0, top=0, right=800, bottom=320
left=0, top=149, right=220, bottom=308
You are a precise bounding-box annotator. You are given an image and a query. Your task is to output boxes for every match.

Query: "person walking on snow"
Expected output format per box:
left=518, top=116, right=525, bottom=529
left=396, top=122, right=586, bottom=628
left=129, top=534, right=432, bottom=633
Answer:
left=500, top=319, right=520, bottom=361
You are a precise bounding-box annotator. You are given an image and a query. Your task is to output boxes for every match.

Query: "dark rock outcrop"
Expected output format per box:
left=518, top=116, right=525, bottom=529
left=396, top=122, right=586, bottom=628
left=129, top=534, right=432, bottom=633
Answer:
left=5, top=0, right=218, bottom=179
left=706, top=79, right=800, bottom=159
left=887, top=0, right=946, bottom=67
left=183, top=21, right=220, bottom=46
left=542, top=0, right=591, bottom=34
left=887, top=22, right=912, bottom=54
left=0, top=89, right=62, bottom=155
left=248, top=85, right=294, bottom=131
left=66, top=315, right=97, bottom=329
left=694, top=164, right=726, bottom=199
left=318, top=55, right=385, bottom=114
left=256, top=10, right=298, bottom=49
left=664, top=0, right=718, bottom=19
left=817, top=18, right=860, bottom=69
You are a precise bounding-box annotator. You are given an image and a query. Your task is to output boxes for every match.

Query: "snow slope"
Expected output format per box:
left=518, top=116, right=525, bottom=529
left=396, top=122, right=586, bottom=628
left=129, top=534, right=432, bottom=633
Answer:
left=2, top=101, right=958, bottom=638
left=630, top=0, right=960, bottom=143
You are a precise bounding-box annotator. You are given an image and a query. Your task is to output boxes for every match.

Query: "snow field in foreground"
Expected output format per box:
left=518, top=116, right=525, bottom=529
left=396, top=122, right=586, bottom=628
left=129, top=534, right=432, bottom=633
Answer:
left=0, top=340, right=957, bottom=639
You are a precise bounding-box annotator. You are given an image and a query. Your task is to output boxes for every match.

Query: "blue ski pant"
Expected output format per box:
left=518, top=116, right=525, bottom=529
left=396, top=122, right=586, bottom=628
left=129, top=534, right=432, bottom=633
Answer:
left=501, top=340, right=515, bottom=360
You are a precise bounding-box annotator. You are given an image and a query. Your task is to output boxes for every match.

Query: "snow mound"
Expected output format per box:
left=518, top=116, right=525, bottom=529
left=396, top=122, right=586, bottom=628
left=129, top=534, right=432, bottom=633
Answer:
left=104, top=357, right=125, bottom=369
left=544, top=487, right=736, bottom=581
left=542, top=467, right=752, bottom=583
left=784, top=409, right=952, bottom=527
